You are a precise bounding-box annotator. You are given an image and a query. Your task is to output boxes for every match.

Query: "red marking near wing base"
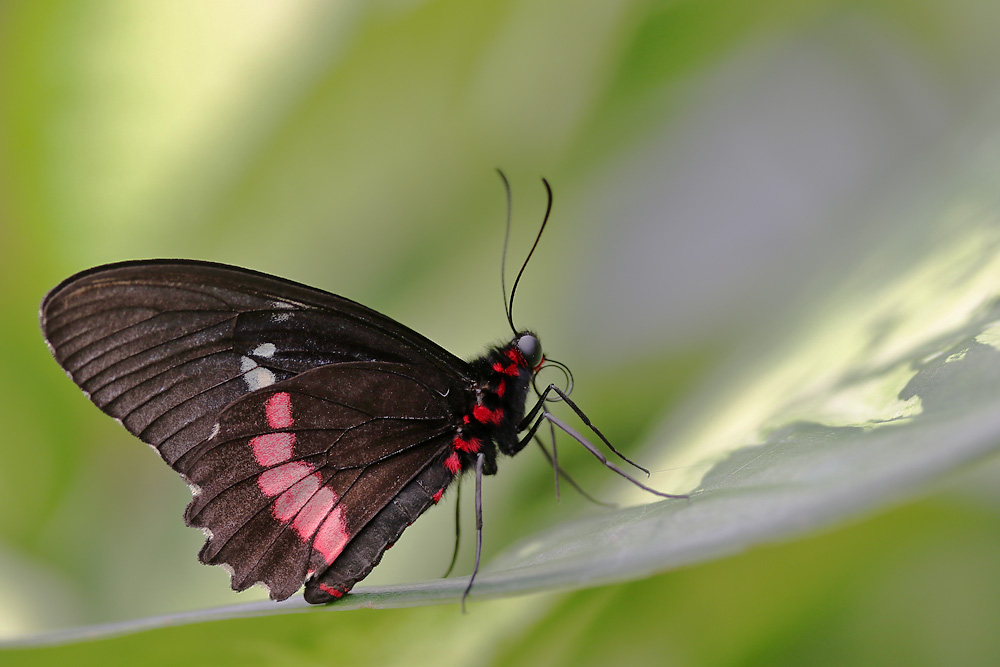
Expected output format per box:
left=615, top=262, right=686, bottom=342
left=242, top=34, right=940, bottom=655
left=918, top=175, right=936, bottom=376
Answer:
left=462, top=415, right=470, bottom=424
left=432, top=488, right=444, bottom=503
left=273, top=474, right=322, bottom=522
left=318, top=583, right=344, bottom=599
left=496, top=379, right=506, bottom=397
left=258, top=461, right=316, bottom=496
left=506, top=348, right=525, bottom=365
left=444, top=452, right=462, bottom=474
left=473, top=405, right=503, bottom=424
left=314, top=506, right=349, bottom=564
left=251, top=432, right=295, bottom=466
left=453, top=435, right=481, bottom=453
left=265, top=392, right=293, bottom=428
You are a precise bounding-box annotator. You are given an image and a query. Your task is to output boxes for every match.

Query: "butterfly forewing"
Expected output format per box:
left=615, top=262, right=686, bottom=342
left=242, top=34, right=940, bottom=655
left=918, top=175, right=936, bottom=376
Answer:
left=40, top=260, right=471, bottom=466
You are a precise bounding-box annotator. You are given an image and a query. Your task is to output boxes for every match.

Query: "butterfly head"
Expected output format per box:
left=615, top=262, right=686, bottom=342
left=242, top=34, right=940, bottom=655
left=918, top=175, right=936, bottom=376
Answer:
left=509, top=331, right=573, bottom=399
left=515, top=332, right=544, bottom=371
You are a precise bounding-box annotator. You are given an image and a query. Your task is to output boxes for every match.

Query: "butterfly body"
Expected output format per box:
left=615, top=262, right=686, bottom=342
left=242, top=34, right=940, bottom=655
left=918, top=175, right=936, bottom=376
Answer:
left=41, top=260, right=541, bottom=603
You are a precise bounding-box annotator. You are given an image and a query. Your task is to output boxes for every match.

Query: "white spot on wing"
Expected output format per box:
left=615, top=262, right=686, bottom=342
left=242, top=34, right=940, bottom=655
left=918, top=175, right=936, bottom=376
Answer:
left=246, top=367, right=276, bottom=390
left=252, top=343, right=276, bottom=358
left=200, top=526, right=213, bottom=539
left=208, top=423, right=220, bottom=440
left=272, top=312, right=291, bottom=322
left=240, top=356, right=276, bottom=390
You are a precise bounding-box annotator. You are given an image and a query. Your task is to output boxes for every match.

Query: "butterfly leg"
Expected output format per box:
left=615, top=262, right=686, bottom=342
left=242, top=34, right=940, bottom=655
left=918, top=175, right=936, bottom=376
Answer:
left=541, top=411, right=688, bottom=499
left=532, top=434, right=616, bottom=508
left=515, top=401, right=686, bottom=500
left=461, top=452, right=485, bottom=612
left=442, top=477, right=462, bottom=578
left=518, top=384, right=651, bottom=475
left=547, top=416, right=559, bottom=501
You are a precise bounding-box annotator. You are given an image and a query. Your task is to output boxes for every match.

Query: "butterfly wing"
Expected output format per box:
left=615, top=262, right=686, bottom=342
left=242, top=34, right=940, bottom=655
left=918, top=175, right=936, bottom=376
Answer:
left=179, top=362, right=462, bottom=600
left=41, top=260, right=474, bottom=600
left=40, top=260, right=472, bottom=465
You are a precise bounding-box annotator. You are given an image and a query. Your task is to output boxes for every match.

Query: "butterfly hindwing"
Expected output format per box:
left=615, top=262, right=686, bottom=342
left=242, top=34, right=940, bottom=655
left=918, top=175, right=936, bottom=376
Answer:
left=177, top=362, right=464, bottom=600
left=40, top=260, right=472, bottom=466
left=305, top=457, right=455, bottom=602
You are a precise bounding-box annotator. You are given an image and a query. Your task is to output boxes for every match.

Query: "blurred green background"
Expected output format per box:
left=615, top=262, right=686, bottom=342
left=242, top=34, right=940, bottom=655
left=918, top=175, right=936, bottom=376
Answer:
left=4, top=0, right=1000, bottom=664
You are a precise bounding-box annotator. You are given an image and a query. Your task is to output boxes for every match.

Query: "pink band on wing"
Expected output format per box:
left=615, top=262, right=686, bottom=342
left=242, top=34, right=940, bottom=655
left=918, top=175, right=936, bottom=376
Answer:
left=258, top=461, right=316, bottom=497
left=293, top=485, right=337, bottom=540
left=251, top=432, right=295, bottom=467
left=265, top=392, right=294, bottom=428
left=313, top=506, right=349, bottom=564
left=273, top=474, right=322, bottom=522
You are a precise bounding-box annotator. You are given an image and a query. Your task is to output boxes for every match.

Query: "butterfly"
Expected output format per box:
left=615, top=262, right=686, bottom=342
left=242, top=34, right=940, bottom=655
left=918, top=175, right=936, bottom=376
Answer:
left=39, top=177, right=683, bottom=606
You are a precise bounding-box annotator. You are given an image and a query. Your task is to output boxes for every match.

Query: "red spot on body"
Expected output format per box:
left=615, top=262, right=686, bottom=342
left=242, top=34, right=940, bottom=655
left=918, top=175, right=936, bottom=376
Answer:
left=473, top=405, right=504, bottom=424
left=265, top=392, right=293, bottom=428
left=314, top=507, right=349, bottom=564
left=432, top=488, right=444, bottom=503
left=506, top=348, right=525, bottom=365
left=251, top=432, right=295, bottom=466
left=462, top=415, right=470, bottom=424
left=496, top=379, right=506, bottom=397
left=453, top=435, right=481, bottom=453
left=258, top=461, right=316, bottom=496
left=318, top=583, right=344, bottom=599
left=444, top=452, right=462, bottom=474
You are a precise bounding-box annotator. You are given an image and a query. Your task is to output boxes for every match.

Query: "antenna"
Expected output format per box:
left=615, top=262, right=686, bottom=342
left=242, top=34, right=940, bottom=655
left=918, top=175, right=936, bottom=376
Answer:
left=506, top=177, right=553, bottom=332
left=497, top=170, right=515, bottom=334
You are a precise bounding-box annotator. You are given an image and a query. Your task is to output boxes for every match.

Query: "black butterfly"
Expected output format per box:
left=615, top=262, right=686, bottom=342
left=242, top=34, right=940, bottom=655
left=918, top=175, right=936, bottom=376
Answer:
left=39, top=179, right=683, bottom=606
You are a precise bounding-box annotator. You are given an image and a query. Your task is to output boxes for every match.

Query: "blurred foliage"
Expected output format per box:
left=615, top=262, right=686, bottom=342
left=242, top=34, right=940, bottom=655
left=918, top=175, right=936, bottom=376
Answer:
left=4, top=0, right=1000, bottom=664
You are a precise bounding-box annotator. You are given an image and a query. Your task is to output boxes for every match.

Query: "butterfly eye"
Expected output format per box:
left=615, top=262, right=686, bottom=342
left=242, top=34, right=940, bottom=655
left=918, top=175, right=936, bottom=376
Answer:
left=517, top=334, right=542, bottom=368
